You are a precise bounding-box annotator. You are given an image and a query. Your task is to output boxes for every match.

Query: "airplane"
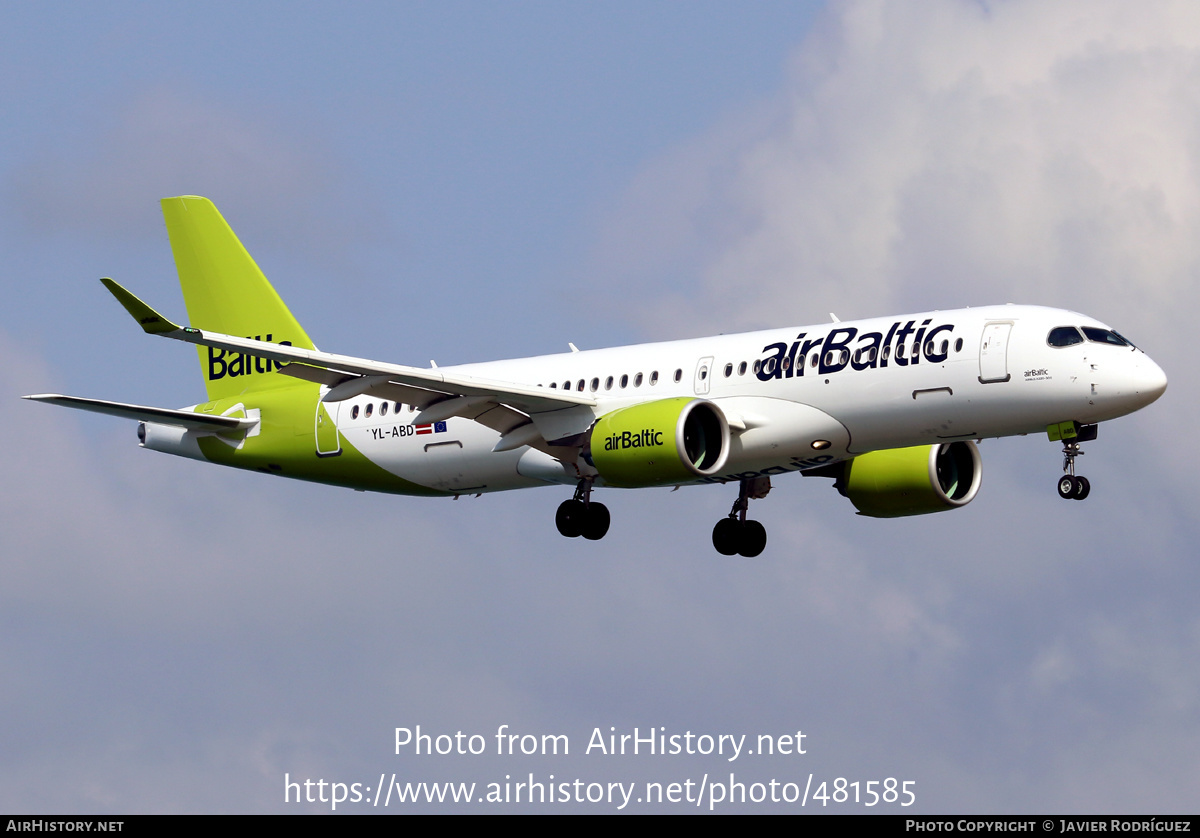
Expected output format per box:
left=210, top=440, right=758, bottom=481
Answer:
left=25, top=196, right=1168, bottom=557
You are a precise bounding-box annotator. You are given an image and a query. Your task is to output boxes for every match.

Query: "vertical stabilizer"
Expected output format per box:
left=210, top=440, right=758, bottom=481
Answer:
left=161, top=196, right=315, bottom=401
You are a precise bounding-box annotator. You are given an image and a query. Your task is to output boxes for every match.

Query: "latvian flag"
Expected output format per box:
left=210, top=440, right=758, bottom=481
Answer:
left=416, top=421, right=448, bottom=435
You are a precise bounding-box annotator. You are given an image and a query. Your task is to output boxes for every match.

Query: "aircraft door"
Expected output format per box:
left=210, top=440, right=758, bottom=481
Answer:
left=315, top=400, right=342, bottom=457
left=694, top=356, right=714, bottom=396
left=978, top=322, right=1012, bottom=383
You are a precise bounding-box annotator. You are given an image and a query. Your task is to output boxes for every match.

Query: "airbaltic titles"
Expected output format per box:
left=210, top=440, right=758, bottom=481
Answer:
left=756, top=317, right=958, bottom=380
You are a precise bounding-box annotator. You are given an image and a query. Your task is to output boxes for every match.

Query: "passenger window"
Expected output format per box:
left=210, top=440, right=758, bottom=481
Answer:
left=954, top=338, right=963, bottom=353
left=365, top=403, right=374, bottom=418
left=620, top=374, right=628, bottom=388
left=604, top=376, right=613, bottom=390
left=753, top=360, right=761, bottom=374
left=550, top=382, right=557, bottom=388
left=590, top=377, right=599, bottom=392
left=1048, top=326, right=1085, bottom=347
left=395, top=402, right=403, bottom=413
left=351, top=405, right=360, bottom=420
left=634, top=373, right=643, bottom=387
left=724, top=363, right=733, bottom=377
left=673, top=369, right=683, bottom=383
left=738, top=361, right=747, bottom=375
left=577, top=380, right=585, bottom=391
left=380, top=402, right=388, bottom=416
left=650, top=371, right=659, bottom=385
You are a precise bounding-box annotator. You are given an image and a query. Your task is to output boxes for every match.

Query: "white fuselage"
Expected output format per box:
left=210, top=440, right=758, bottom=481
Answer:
left=320, top=305, right=1166, bottom=495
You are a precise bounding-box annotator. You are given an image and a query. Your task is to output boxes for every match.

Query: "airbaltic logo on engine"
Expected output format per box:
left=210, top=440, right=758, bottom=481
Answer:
left=208, top=335, right=293, bottom=381
left=756, top=319, right=956, bottom=381
left=604, top=429, right=665, bottom=451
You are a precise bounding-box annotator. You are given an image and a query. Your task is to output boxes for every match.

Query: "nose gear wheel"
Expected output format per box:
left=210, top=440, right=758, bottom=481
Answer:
left=1056, top=438, right=1092, bottom=501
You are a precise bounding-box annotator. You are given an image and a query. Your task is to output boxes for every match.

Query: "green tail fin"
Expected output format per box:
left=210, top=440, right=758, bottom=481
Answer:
left=161, top=196, right=315, bottom=401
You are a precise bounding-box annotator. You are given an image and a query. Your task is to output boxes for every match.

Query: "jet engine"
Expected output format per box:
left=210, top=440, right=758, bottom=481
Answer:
left=837, top=441, right=982, bottom=517
left=585, top=398, right=730, bottom=488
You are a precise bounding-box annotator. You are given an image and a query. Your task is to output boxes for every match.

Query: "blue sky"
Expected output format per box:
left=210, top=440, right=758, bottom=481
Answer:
left=2, top=0, right=1198, bottom=814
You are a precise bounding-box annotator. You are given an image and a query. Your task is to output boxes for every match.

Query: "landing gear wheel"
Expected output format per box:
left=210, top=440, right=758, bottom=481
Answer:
left=712, top=518, right=742, bottom=556
left=555, top=499, right=586, bottom=537
left=739, top=520, right=767, bottom=558
left=1057, top=475, right=1078, bottom=499
left=713, top=476, right=772, bottom=556
left=712, top=518, right=767, bottom=557
left=557, top=480, right=611, bottom=540
left=1055, top=433, right=1094, bottom=501
left=581, top=503, right=610, bottom=541
left=1072, top=475, right=1091, bottom=500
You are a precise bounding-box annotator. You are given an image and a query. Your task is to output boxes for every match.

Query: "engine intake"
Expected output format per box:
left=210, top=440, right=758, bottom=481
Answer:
left=587, top=398, right=730, bottom=488
left=839, top=441, right=982, bottom=517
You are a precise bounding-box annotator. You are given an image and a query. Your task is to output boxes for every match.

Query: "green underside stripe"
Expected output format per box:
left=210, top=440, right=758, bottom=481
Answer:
left=193, top=384, right=445, bottom=497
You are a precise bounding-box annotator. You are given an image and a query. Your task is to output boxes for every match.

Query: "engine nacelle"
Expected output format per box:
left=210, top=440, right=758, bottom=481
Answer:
left=840, top=441, right=982, bottom=517
left=586, top=398, right=730, bottom=488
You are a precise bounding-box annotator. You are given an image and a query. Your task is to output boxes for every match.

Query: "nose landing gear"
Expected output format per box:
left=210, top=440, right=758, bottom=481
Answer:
left=1050, top=422, right=1096, bottom=501
left=712, top=476, right=770, bottom=557
left=555, top=479, right=610, bottom=541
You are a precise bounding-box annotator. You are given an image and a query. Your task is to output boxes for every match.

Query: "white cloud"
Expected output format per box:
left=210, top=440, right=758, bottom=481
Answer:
left=598, top=0, right=1200, bottom=346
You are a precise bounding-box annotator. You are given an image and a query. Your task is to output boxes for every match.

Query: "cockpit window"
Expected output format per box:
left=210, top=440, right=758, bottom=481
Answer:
left=1047, top=326, right=1084, bottom=347
left=1082, top=327, right=1130, bottom=347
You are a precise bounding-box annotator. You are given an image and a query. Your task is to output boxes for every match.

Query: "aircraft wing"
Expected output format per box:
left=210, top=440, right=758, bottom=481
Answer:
left=101, top=278, right=597, bottom=443
left=23, top=394, right=256, bottom=431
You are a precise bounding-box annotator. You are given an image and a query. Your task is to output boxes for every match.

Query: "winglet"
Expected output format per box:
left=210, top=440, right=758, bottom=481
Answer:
left=100, top=278, right=182, bottom=334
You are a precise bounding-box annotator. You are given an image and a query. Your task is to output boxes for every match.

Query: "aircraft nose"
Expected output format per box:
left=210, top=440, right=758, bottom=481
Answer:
left=1138, top=355, right=1168, bottom=404
left=1093, top=350, right=1167, bottom=417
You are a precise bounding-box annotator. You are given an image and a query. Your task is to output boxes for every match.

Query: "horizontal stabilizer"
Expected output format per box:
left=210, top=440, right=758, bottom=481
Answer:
left=100, top=278, right=183, bottom=334
left=23, top=394, right=256, bottom=432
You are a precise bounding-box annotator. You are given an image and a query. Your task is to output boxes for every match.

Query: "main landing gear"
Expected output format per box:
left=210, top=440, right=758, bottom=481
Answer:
left=712, top=476, right=770, bottom=557
left=555, top=479, right=610, bottom=541
left=1054, top=423, right=1097, bottom=501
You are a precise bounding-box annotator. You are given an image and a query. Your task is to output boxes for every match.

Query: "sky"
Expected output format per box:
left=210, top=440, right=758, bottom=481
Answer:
left=1, top=0, right=1198, bottom=814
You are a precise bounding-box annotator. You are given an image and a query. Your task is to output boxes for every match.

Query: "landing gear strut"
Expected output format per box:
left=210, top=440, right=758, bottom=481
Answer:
left=1054, top=423, right=1096, bottom=501
left=556, top=479, right=610, bottom=541
left=712, top=477, right=770, bottom=557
